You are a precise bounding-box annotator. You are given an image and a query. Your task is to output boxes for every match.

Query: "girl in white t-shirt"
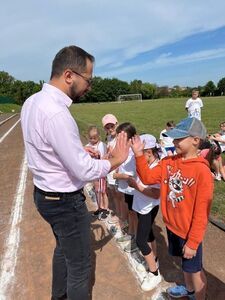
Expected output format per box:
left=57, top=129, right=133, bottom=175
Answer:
left=102, top=114, right=127, bottom=227
left=113, top=123, right=138, bottom=252
left=128, top=134, right=161, bottom=291
left=86, top=125, right=109, bottom=220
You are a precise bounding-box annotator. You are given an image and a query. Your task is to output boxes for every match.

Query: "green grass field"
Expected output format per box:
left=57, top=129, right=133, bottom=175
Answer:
left=70, top=96, right=225, bottom=222
left=0, top=103, right=21, bottom=113
left=1, top=97, right=225, bottom=222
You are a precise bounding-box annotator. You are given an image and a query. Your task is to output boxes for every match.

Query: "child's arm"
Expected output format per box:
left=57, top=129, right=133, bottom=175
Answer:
left=84, top=146, right=100, bottom=158
left=182, top=245, right=197, bottom=259
left=128, top=177, right=160, bottom=199
left=131, top=135, right=162, bottom=185
left=185, top=166, right=214, bottom=251
left=185, top=99, right=190, bottom=111
left=209, top=134, right=225, bottom=143
left=113, top=172, right=132, bottom=180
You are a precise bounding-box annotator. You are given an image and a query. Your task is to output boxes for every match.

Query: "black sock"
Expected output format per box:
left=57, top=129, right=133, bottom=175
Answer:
left=150, top=269, right=158, bottom=276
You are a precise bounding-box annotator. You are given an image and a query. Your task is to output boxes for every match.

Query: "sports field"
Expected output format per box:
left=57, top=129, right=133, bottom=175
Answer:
left=1, top=97, right=225, bottom=222
left=70, top=96, right=225, bottom=222
left=0, top=101, right=225, bottom=299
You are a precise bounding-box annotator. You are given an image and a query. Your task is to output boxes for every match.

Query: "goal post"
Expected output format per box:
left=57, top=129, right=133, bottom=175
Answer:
left=117, top=93, right=142, bottom=103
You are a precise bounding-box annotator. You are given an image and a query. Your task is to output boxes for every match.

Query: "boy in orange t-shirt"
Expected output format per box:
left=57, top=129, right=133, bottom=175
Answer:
left=131, top=117, right=213, bottom=300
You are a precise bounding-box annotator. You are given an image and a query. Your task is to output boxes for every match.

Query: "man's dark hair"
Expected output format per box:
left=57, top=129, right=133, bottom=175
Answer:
left=50, top=45, right=95, bottom=79
left=116, top=122, right=136, bottom=139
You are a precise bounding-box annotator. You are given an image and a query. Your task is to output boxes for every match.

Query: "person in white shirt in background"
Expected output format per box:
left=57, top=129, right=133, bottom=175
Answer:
left=114, top=123, right=138, bottom=253
left=128, top=134, right=162, bottom=291
left=85, top=125, right=110, bottom=220
left=159, top=121, right=176, bottom=156
left=185, top=90, right=203, bottom=120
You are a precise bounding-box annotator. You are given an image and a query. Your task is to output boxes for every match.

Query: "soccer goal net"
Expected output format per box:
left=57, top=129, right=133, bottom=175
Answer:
left=117, top=93, right=142, bottom=103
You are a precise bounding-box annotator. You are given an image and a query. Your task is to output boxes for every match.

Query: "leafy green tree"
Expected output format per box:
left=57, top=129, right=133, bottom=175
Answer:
left=10, top=80, right=23, bottom=104
left=10, top=80, right=41, bottom=105
left=203, top=81, right=216, bottom=96
left=156, top=86, right=169, bottom=98
left=0, top=71, right=15, bottom=97
left=82, top=77, right=129, bottom=102
left=129, top=79, right=142, bottom=94
left=217, top=77, right=225, bottom=95
left=140, top=82, right=156, bottom=99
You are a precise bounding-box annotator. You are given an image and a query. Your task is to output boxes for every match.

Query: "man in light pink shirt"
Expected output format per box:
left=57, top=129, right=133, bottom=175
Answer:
left=21, top=45, right=129, bottom=300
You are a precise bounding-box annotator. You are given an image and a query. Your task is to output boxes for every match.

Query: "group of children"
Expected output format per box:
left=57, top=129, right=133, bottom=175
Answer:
left=83, top=89, right=224, bottom=299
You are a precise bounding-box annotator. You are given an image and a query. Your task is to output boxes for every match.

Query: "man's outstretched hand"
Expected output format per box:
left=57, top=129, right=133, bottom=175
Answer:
left=109, top=132, right=131, bottom=170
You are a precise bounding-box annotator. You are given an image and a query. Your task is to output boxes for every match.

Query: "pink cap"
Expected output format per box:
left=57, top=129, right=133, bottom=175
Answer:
left=102, top=114, right=118, bottom=127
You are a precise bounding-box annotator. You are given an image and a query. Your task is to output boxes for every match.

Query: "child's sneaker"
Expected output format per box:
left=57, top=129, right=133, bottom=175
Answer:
left=141, top=271, right=162, bottom=291
left=109, top=225, right=118, bottom=236
left=107, top=215, right=119, bottom=224
left=98, top=210, right=109, bottom=220
left=92, top=209, right=101, bottom=217
left=136, top=260, right=148, bottom=273
left=137, top=256, right=159, bottom=273
left=131, top=251, right=145, bottom=265
left=120, top=220, right=129, bottom=233
left=166, top=285, right=195, bottom=299
left=116, top=234, right=134, bottom=243
left=124, top=239, right=138, bottom=253
left=215, top=173, right=221, bottom=181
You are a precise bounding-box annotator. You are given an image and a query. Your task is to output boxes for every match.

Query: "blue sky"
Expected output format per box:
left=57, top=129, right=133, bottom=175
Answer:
left=1, top=0, right=225, bottom=87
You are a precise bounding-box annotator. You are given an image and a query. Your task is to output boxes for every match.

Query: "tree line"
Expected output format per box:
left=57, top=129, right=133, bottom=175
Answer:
left=0, top=70, right=225, bottom=105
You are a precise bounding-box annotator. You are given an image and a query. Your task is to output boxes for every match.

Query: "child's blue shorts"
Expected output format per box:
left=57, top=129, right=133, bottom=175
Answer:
left=167, top=228, right=202, bottom=273
left=165, top=146, right=176, bottom=153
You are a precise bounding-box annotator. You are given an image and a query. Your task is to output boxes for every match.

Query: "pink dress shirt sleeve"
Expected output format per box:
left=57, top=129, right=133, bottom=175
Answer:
left=45, top=110, right=111, bottom=182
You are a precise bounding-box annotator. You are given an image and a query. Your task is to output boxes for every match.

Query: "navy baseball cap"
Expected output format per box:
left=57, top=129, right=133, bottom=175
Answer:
left=163, top=117, right=207, bottom=140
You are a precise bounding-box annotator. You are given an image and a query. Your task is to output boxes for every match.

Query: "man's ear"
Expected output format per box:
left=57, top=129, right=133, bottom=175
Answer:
left=64, top=69, right=74, bottom=85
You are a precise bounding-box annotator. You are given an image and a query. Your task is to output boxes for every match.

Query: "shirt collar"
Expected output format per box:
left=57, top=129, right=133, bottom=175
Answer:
left=42, top=83, right=73, bottom=107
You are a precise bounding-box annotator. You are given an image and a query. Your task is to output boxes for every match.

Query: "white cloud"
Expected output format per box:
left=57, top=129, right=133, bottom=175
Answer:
left=100, top=47, right=225, bottom=77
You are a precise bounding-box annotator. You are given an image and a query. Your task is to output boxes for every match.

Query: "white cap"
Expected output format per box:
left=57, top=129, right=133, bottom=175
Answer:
left=140, top=134, right=157, bottom=150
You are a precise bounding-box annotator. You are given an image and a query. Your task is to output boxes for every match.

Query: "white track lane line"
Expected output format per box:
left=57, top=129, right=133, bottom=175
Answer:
left=0, top=153, right=28, bottom=299
left=0, top=114, right=17, bottom=126
left=0, top=119, right=21, bottom=144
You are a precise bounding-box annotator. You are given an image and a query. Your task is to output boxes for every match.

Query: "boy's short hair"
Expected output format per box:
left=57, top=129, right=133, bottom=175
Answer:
left=116, top=122, right=136, bottom=139
left=192, top=89, right=199, bottom=94
left=163, top=117, right=206, bottom=140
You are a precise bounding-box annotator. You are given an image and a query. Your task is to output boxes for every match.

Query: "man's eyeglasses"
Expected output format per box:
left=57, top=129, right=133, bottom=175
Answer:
left=71, top=70, right=93, bottom=86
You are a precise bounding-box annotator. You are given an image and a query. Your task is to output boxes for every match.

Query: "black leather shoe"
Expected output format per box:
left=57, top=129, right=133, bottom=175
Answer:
left=51, top=293, right=67, bottom=300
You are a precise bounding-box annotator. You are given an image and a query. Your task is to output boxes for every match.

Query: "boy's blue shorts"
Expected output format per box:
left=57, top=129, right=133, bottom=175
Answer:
left=165, top=146, right=176, bottom=153
left=167, top=228, right=202, bottom=273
